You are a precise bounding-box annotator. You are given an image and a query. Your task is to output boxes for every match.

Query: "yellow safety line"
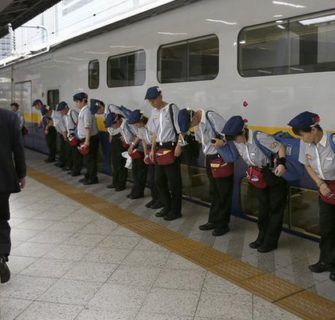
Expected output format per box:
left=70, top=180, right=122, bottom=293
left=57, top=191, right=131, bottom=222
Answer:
left=27, top=166, right=335, bottom=320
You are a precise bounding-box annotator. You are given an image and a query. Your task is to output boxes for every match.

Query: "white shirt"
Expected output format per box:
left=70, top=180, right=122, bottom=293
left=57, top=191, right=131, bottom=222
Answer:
left=147, top=103, right=180, bottom=144
left=77, top=105, right=98, bottom=139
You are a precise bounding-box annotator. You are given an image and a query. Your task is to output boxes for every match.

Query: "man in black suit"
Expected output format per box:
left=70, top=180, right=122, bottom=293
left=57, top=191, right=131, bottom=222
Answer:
left=0, top=108, right=26, bottom=283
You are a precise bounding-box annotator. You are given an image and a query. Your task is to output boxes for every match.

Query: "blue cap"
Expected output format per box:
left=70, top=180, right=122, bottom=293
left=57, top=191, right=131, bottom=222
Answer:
left=178, top=108, right=193, bottom=134
left=222, top=116, right=245, bottom=136
left=288, top=111, right=320, bottom=131
left=56, top=101, right=68, bottom=112
left=145, top=86, right=162, bottom=100
left=104, top=112, right=117, bottom=128
left=73, top=92, right=88, bottom=101
left=41, top=105, right=51, bottom=116
left=127, top=109, right=144, bottom=125
left=90, top=99, right=104, bottom=114
left=32, top=99, right=43, bottom=107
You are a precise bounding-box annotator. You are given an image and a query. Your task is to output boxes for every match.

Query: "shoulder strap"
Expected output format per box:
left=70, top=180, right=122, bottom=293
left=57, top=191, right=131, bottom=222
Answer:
left=253, top=130, right=274, bottom=160
left=69, top=109, right=78, bottom=127
left=328, top=133, right=335, bottom=153
left=169, top=104, right=178, bottom=137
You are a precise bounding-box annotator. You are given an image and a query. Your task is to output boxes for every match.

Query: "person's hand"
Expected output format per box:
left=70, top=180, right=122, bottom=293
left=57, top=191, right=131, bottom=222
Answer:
left=320, top=183, right=333, bottom=198
left=44, top=129, right=48, bottom=135
left=174, top=144, right=182, bottom=157
left=274, top=164, right=286, bottom=177
left=84, top=140, right=90, bottom=147
left=128, top=145, right=134, bottom=155
left=212, top=138, right=225, bottom=149
left=19, top=177, right=26, bottom=189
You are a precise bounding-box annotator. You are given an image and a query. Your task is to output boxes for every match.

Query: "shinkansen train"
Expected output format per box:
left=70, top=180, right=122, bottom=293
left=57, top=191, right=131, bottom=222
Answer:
left=1, top=0, right=335, bottom=238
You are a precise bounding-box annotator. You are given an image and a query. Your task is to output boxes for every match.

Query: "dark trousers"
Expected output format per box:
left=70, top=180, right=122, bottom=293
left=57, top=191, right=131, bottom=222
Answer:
left=130, top=158, right=147, bottom=197
left=58, top=133, right=67, bottom=165
left=111, top=135, right=127, bottom=189
left=206, top=156, right=233, bottom=229
left=254, top=175, right=287, bottom=248
left=64, top=142, right=72, bottom=169
left=155, top=159, right=182, bottom=216
left=0, top=194, right=11, bottom=259
left=71, top=145, right=82, bottom=175
left=84, top=134, right=99, bottom=181
left=319, top=199, right=335, bottom=267
left=147, top=164, right=160, bottom=202
left=45, top=127, right=57, bottom=160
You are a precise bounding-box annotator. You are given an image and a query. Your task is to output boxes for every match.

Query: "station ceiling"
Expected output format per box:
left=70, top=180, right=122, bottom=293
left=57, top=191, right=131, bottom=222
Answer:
left=0, top=0, right=61, bottom=38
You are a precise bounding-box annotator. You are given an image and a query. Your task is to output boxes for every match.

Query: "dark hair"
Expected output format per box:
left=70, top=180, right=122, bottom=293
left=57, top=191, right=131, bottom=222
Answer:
left=10, top=102, right=19, bottom=109
left=292, top=124, right=322, bottom=136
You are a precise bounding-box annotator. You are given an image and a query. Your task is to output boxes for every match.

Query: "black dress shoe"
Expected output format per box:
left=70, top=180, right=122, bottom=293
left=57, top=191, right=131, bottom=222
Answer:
left=164, top=214, right=182, bottom=221
left=199, top=222, right=215, bottom=231
left=129, top=194, right=144, bottom=200
left=44, top=158, right=56, bottom=163
left=257, top=245, right=277, bottom=253
left=0, top=256, right=10, bottom=284
left=83, top=177, right=99, bottom=185
left=150, top=201, right=164, bottom=209
left=249, top=241, right=262, bottom=249
left=145, top=200, right=155, bottom=208
left=71, top=172, right=81, bottom=177
left=330, top=272, right=335, bottom=281
left=309, top=261, right=330, bottom=273
left=79, top=178, right=87, bottom=183
left=212, top=226, right=230, bottom=237
left=107, top=184, right=115, bottom=189
left=155, top=209, right=169, bottom=217
left=115, top=186, right=126, bottom=191
left=126, top=194, right=133, bottom=199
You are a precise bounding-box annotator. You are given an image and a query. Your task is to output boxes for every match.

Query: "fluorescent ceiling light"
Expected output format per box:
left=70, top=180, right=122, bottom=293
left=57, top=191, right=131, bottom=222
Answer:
left=277, top=25, right=286, bottom=29
left=158, top=32, right=188, bottom=36
left=239, top=40, right=246, bottom=44
left=299, top=15, right=335, bottom=25
left=274, top=14, right=283, bottom=18
left=205, top=19, right=237, bottom=25
left=272, top=1, right=305, bottom=8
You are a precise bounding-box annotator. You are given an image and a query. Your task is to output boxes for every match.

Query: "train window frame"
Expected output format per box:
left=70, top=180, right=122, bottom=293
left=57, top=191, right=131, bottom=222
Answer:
left=238, top=9, right=335, bottom=77
left=47, top=89, right=59, bottom=109
left=88, top=59, right=100, bottom=89
left=157, top=34, right=219, bottom=83
left=106, top=49, right=146, bottom=88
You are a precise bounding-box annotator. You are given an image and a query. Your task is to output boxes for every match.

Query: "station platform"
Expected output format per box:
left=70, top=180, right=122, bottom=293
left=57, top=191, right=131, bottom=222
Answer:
left=1, top=149, right=335, bottom=320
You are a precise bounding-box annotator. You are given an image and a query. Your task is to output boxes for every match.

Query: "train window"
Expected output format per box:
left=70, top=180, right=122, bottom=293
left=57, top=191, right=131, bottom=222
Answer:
left=47, top=90, right=59, bottom=109
left=107, top=50, right=146, bottom=88
left=88, top=60, right=99, bottom=89
left=158, top=34, right=219, bottom=83
left=238, top=10, right=335, bottom=76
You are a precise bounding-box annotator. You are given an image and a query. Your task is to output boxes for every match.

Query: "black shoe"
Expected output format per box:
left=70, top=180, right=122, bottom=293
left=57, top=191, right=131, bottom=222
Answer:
left=155, top=209, right=169, bottom=218
left=54, top=163, right=65, bottom=168
left=115, top=186, right=126, bottom=191
left=199, top=222, right=215, bottom=231
left=330, top=272, right=335, bottom=281
left=145, top=200, right=155, bottom=208
left=62, top=166, right=71, bottom=171
left=309, top=261, right=331, bottom=273
left=257, top=245, right=277, bottom=253
left=107, top=184, right=116, bottom=189
left=44, top=158, right=56, bottom=163
left=128, top=194, right=144, bottom=200
left=150, top=201, right=164, bottom=209
left=126, top=194, right=133, bottom=199
left=79, top=178, right=87, bottom=183
left=249, top=241, right=262, bottom=249
left=212, top=226, right=230, bottom=237
left=71, top=172, right=81, bottom=177
left=83, top=177, right=99, bottom=185
left=0, top=256, right=10, bottom=284
left=164, top=214, right=182, bottom=221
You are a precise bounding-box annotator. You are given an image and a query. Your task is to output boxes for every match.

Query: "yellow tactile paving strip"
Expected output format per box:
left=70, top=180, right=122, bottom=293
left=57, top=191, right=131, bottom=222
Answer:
left=27, top=167, right=335, bottom=320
